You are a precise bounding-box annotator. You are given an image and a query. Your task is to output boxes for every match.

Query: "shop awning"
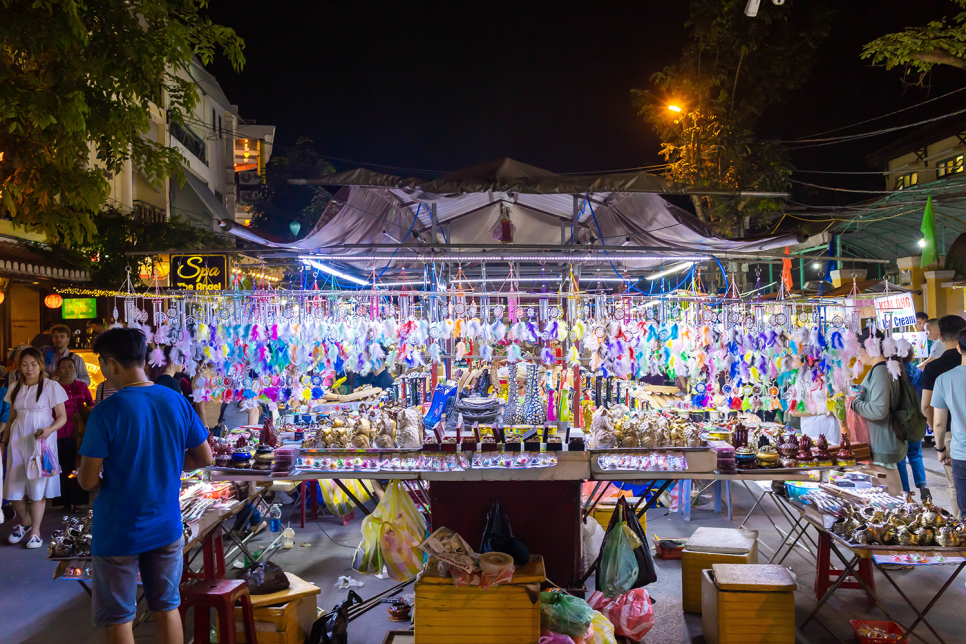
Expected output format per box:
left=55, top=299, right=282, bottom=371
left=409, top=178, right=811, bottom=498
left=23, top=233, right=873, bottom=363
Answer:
left=184, top=171, right=232, bottom=221
left=222, top=157, right=802, bottom=270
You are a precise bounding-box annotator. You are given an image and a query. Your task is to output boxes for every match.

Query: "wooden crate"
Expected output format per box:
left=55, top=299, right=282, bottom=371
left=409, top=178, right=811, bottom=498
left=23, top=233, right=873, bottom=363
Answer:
left=701, top=567, right=796, bottom=644
left=228, top=573, right=321, bottom=644
left=414, top=555, right=545, bottom=644
left=682, top=545, right=758, bottom=613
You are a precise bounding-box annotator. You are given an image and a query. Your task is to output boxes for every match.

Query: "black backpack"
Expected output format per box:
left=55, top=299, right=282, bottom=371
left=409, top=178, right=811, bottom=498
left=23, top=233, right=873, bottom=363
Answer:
left=890, top=374, right=928, bottom=442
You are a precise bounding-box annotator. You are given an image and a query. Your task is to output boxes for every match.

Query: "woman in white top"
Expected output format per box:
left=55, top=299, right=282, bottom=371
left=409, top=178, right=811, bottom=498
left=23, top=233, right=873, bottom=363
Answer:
left=1, top=347, right=67, bottom=548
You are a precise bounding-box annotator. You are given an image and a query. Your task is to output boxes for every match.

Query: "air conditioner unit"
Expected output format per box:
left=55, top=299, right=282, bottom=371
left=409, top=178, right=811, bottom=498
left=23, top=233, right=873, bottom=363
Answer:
left=237, top=170, right=261, bottom=186
left=238, top=189, right=260, bottom=205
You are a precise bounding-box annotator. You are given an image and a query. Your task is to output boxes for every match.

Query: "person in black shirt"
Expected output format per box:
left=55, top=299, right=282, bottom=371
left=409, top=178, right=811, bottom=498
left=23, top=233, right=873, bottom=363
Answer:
left=921, top=315, right=966, bottom=517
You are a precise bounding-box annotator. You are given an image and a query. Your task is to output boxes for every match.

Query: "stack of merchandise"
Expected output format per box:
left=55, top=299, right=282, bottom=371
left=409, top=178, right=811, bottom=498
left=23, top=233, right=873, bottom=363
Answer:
left=455, top=396, right=502, bottom=425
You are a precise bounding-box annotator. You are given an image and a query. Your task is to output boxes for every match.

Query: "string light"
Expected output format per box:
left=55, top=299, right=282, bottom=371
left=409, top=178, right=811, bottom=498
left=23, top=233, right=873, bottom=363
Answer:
left=54, top=287, right=180, bottom=298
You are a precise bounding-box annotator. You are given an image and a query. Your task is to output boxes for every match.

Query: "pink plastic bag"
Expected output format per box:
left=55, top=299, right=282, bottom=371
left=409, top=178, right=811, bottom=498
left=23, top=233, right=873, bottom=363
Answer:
left=539, top=629, right=576, bottom=644
left=588, top=588, right=654, bottom=641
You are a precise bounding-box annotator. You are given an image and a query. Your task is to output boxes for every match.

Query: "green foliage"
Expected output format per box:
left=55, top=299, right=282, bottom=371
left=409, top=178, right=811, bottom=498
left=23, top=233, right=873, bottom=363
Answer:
left=24, top=206, right=227, bottom=287
left=862, top=0, right=966, bottom=80
left=0, top=0, right=245, bottom=245
left=248, top=137, right=335, bottom=240
left=633, top=0, right=832, bottom=235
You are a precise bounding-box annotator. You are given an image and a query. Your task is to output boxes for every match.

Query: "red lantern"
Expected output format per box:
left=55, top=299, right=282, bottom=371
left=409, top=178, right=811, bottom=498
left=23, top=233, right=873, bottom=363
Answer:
left=44, top=293, right=63, bottom=309
left=0, top=291, right=5, bottom=305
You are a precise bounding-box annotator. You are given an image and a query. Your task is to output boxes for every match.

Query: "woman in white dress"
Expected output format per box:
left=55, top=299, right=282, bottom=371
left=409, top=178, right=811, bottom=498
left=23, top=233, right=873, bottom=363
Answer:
left=1, top=347, right=67, bottom=548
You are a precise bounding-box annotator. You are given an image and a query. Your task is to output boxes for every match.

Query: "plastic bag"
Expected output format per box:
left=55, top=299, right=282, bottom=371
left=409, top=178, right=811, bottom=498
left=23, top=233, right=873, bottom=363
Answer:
left=581, top=517, right=606, bottom=574
left=40, top=438, right=60, bottom=478
left=26, top=439, right=44, bottom=480
left=595, top=497, right=657, bottom=593
left=846, top=396, right=870, bottom=444
left=306, top=590, right=363, bottom=644
left=539, top=629, right=576, bottom=644
left=588, top=588, right=654, bottom=641
left=239, top=561, right=290, bottom=595
left=597, top=512, right=639, bottom=598
left=352, top=480, right=426, bottom=581
left=573, top=611, right=616, bottom=644
left=539, top=590, right=595, bottom=638
left=480, top=497, right=530, bottom=566
left=318, top=479, right=371, bottom=517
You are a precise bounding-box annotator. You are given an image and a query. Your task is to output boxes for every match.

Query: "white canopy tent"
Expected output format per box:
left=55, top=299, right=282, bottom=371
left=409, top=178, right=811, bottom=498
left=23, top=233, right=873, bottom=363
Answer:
left=222, top=158, right=802, bottom=274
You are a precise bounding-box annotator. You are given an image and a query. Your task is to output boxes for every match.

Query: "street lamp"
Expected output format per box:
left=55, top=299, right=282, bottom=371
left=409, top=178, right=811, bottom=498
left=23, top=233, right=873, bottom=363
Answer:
left=668, top=105, right=682, bottom=113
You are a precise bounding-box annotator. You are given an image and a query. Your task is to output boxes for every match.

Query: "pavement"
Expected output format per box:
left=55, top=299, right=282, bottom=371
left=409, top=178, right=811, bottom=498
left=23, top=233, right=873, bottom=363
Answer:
left=1, top=444, right=963, bottom=643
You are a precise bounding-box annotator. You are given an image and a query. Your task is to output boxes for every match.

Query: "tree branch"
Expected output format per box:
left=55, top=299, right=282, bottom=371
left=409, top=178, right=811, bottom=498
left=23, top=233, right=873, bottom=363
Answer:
left=912, top=50, right=966, bottom=70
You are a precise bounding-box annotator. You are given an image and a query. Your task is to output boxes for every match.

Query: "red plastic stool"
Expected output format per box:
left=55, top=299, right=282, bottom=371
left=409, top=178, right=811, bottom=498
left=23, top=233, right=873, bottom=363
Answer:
left=814, top=532, right=875, bottom=606
left=180, top=579, right=258, bottom=644
left=202, top=530, right=226, bottom=580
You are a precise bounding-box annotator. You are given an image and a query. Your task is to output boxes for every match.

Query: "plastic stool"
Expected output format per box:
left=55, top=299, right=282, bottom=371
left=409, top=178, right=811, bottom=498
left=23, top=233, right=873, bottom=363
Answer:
left=202, top=530, right=226, bottom=580
left=814, top=532, right=875, bottom=606
left=180, top=579, right=258, bottom=644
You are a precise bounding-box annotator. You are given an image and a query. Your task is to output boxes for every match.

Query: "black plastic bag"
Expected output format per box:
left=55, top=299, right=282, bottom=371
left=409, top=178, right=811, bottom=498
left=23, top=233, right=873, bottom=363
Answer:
left=595, top=496, right=657, bottom=591
left=306, top=590, right=364, bottom=644
left=239, top=561, right=290, bottom=595
left=480, top=497, right=530, bottom=566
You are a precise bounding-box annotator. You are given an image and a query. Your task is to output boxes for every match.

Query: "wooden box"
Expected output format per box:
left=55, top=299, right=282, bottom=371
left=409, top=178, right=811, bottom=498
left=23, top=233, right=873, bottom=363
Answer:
left=701, top=565, right=796, bottom=644
left=229, top=573, right=321, bottom=644
left=414, top=555, right=545, bottom=644
left=682, top=528, right=758, bottom=614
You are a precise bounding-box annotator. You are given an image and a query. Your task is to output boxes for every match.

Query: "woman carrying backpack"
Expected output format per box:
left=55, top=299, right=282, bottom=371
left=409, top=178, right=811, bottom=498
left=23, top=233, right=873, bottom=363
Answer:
left=851, top=328, right=908, bottom=495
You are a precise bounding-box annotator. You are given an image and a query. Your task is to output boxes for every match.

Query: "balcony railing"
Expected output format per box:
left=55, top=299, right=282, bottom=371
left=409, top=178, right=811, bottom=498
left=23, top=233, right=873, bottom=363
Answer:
left=132, top=200, right=166, bottom=225
left=170, top=121, right=207, bottom=164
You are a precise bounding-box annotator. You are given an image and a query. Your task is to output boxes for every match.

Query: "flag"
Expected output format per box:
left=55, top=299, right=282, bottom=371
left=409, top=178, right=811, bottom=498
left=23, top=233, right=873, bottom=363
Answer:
left=782, top=246, right=793, bottom=290
left=921, top=195, right=938, bottom=268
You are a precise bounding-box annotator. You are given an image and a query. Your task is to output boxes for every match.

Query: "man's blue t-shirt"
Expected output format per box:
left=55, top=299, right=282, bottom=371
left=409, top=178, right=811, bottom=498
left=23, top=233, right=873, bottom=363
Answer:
left=80, top=384, right=208, bottom=556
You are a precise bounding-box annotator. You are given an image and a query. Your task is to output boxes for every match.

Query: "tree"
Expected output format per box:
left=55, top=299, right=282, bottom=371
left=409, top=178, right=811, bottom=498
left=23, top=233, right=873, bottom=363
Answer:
left=862, top=0, right=966, bottom=81
left=0, top=0, right=245, bottom=245
left=632, top=0, right=833, bottom=235
left=24, top=206, right=227, bottom=288
left=247, top=137, right=336, bottom=240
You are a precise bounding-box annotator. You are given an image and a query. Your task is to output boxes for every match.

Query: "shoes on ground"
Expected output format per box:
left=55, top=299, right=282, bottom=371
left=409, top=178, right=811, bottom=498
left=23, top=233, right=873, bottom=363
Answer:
left=25, top=534, right=43, bottom=549
left=8, top=524, right=27, bottom=544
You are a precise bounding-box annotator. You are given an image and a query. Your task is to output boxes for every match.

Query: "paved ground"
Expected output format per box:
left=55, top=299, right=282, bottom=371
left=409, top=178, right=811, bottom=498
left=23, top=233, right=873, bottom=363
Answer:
left=2, top=445, right=962, bottom=643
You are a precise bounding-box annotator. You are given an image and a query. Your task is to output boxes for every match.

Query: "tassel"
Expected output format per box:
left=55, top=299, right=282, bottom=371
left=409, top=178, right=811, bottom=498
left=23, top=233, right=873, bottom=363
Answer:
left=864, top=335, right=880, bottom=357
left=896, top=338, right=912, bottom=358
left=148, top=346, right=166, bottom=369
left=541, top=347, right=556, bottom=366
left=506, top=344, right=522, bottom=363
left=882, top=336, right=897, bottom=358
left=480, top=343, right=493, bottom=362
left=886, top=359, right=902, bottom=380
left=567, top=345, right=580, bottom=367
left=851, top=360, right=864, bottom=380
left=428, top=343, right=441, bottom=364
left=455, top=341, right=467, bottom=361
left=491, top=320, right=507, bottom=343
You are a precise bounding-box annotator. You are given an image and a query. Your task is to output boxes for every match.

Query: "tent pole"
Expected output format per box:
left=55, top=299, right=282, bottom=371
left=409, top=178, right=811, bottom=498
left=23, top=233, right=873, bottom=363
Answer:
left=572, top=195, right=580, bottom=245
left=430, top=203, right=439, bottom=243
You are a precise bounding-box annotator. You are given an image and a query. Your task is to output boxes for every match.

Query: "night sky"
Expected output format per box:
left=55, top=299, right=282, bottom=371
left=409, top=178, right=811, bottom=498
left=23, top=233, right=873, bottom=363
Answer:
left=207, top=1, right=965, bottom=202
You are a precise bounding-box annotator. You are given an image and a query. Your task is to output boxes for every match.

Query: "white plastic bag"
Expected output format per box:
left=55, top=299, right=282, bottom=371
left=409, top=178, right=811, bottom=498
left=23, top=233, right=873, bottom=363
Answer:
left=581, top=517, right=605, bottom=573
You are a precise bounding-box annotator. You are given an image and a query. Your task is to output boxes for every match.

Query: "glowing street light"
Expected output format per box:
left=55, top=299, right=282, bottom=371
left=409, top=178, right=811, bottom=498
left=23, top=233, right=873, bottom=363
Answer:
left=668, top=105, right=682, bottom=113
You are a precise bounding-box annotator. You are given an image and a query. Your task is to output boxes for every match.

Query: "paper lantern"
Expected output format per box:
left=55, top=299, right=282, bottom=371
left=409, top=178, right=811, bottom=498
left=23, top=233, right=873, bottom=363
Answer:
left=44, top=293, right=63, bottom=309
left=289, top=220, right=301, bottom=236
left=0, top=291, right=4, bottom=305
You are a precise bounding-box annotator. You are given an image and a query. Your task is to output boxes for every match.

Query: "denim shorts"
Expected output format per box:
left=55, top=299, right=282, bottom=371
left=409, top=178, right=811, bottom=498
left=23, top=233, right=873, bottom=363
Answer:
left=92, top=538, right=184, bottom=626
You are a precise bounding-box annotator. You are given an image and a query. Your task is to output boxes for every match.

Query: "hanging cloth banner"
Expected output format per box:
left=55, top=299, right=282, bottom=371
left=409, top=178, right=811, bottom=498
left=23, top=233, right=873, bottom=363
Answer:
left=782, top=247, right=793, bottom=290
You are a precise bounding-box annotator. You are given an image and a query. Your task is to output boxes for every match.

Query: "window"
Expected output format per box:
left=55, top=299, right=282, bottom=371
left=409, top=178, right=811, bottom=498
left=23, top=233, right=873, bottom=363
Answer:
left=211, top=108, right=216, bottom=135
left=218, top=115, right=222, bottom=138
left=894, top=172, right=918, bottom=190
left=937, top=154, right=964, bottom=178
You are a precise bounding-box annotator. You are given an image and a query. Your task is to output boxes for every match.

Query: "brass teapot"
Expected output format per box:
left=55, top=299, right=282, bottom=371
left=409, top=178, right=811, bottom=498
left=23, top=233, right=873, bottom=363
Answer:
left=920, top=500, right=940, bottom=528
left=914, top=526, right=935, bottom=547
left=936, top=526, right=960, bottom=547
left=896, top=525, right=917, bottom=546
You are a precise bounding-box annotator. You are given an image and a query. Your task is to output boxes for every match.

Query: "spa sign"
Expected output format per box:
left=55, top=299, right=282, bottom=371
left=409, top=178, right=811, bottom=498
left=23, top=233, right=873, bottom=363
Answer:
left=170, top=254, right=228, bottom=291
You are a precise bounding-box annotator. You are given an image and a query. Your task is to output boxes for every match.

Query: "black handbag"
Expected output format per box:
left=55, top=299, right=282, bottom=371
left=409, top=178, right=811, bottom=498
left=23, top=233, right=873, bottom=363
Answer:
left=595, top=496, right=657, bottom=591
left=239, top=561, right=290, bottom=595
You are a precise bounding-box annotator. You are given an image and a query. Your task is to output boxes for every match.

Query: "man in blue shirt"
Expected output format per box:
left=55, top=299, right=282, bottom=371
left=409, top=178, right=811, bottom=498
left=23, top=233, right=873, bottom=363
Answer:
left=929, top=327, right=966, bottom=520
left=79, top=328, right=211, bottom=644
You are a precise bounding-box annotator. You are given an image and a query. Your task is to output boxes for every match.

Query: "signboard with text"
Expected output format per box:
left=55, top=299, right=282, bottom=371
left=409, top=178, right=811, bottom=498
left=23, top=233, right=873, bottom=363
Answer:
left=874, top=292, right=917, bottom=329
left=170, top=254, right=228, bottom=291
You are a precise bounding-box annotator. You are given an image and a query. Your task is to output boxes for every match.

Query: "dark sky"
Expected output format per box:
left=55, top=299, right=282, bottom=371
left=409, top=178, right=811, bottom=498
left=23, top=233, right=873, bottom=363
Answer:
left=207, top=1, right=965, bottom=200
